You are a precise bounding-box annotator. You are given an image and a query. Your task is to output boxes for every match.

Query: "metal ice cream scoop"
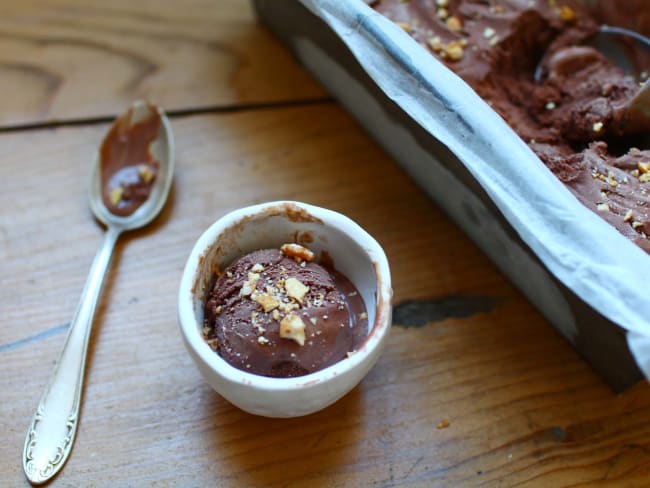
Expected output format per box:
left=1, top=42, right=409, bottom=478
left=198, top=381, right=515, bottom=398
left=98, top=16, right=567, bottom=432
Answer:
left=534, top=24, right=650, bottom=134
left=591, top=25, right=650, bottom=133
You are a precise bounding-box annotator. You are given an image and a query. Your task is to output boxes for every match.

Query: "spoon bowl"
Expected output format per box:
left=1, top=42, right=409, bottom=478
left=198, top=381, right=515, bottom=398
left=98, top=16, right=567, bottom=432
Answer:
left=23, top=101, right=174, bottom=484
left=89, top=101, right=175, bottom=231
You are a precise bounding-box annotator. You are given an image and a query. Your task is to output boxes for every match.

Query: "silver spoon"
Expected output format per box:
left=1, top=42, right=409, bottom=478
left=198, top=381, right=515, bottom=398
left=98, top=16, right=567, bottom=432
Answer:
left=593, top=25, right=650, bottom=133
left=22, top=101, right=174, bottom=484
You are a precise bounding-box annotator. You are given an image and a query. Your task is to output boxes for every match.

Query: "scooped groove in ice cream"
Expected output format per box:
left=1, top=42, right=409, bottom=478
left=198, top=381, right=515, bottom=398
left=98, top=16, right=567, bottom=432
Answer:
left=373, top=0, right=650, bottom=253
left=203, top=244, right=369, bottom=378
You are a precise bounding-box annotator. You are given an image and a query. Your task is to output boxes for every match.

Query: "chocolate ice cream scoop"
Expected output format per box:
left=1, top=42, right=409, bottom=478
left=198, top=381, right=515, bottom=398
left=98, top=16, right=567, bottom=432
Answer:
left=203, top=245, right=368, bottom=378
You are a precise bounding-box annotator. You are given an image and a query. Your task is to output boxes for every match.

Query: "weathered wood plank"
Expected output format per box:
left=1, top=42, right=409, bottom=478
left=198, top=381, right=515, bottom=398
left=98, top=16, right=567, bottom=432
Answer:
left=2, top=104, right=650, bottom=487
left=0, top=0, right=325, bottom=127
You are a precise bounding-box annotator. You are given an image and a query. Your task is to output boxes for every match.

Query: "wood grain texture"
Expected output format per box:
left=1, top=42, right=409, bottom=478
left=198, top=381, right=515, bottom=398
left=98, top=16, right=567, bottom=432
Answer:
left=0, top=0, right=326, bottom=127
left=2, top=104, right=650, bottom=487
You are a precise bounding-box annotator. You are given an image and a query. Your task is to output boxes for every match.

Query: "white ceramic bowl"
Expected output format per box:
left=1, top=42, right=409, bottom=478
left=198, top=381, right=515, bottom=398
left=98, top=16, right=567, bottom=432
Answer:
left=178, top=201, right=392, bottom=417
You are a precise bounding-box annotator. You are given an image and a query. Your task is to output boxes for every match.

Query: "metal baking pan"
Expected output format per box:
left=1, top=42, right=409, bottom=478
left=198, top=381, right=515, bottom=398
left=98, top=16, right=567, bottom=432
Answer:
left=253, top=0, right=650, bottom=391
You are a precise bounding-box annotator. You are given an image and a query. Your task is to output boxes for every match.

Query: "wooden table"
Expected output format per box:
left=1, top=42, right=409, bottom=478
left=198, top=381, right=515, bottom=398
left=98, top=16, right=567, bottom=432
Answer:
left=2, top=1, right=650, bottom=486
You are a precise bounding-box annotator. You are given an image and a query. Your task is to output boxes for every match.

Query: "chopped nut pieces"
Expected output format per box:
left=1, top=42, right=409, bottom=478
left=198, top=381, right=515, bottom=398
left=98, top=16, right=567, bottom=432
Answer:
left=251, top=263, right=264, bottom=273
left=437, top=419, right=450, bottom=429
left=606, top=171, right=618, bottom=188
left=109, top=187, right=124, bottom=205
left=624, top=210, right=634, bottom=222
left=359, top=312, right=368, bottom=320
left=558, top=5, right=577, bottom=23
left=284, top=277, right=309, bottom=304
left=252, top=292, right=280, bottom=312
left=592, top=121, right=604, bottom=132
left=428, top=36, right=443, bottom=52
left=444, top=41, right=464, bottom=61
left=640, top=173, right=650, bottom=184
left=446, top=16, right=462, bottom=32
left=138, top=164, right=154, bottom=183
left=397, top=22, right=412, bottom=33
left=239, top=271, right=260, bottom=297
left=428, top=36, right=465, bottom=61
left=639, top=162, right=650, bottom=174
left=280, top=243, right=315, bottom=262
left=596, top=203, right=610, bottom=212
left=280, top=314, right=306, bottom=346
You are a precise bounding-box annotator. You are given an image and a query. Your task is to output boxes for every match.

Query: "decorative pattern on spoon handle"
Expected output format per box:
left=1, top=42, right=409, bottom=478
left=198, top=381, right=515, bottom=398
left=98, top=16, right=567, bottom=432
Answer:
left=23, top=406, right=78, bottom=484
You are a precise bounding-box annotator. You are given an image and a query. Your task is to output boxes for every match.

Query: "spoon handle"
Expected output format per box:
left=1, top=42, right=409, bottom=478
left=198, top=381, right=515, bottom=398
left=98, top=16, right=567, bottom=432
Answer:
left=23, top=227, right=121, bottom=484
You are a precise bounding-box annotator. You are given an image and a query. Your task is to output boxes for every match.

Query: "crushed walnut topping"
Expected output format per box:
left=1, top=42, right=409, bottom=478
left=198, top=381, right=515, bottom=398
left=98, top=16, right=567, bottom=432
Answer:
left=397, top=22, right=413, bottom=33
left=285, top=277, right=309, bottom=304
left=558, top=5, right=577, bottom=23
left=252, top=292, right=280, bottom=312
left=239, top=271, right=260, bottom=297
left=109, top=187, right=124, bottom=205
left=280, top=314, right=306, bottom=346
left=605, top=171, right=618, bottom=188
left=446, top=16, right=462, bottom=32
left=280, top=243, right=315, bottom=263
left=428, top=36, right=443, bottom=52
left=429, top=36, right=465, bottom=61
left=137, top=164, right=154, bottom=183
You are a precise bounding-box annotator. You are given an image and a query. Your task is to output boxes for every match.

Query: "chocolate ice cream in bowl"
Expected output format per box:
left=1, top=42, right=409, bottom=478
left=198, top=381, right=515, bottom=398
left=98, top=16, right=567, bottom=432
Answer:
left=178, top=201, right=392, bottom=417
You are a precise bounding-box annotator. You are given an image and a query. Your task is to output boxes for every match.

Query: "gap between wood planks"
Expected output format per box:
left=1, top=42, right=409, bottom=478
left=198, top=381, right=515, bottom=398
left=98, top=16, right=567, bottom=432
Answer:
left=0, top=97, right=334, bottom=134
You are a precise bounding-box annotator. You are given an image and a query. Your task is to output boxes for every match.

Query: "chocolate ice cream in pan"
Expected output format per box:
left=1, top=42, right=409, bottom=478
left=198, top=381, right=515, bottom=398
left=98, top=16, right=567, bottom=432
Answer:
left=253, top=0, right=650, bottom=389
left=373, top=0, right=650, bottom=252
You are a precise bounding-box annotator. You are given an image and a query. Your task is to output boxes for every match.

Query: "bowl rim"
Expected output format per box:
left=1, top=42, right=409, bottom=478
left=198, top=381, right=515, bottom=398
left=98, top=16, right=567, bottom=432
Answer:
left=178, top=200, right=392, bottom=393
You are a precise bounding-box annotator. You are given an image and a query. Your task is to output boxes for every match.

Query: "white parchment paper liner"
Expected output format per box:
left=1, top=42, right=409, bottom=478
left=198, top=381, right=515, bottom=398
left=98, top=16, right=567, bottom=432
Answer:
left=299, top=0, right=650, bottom=379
